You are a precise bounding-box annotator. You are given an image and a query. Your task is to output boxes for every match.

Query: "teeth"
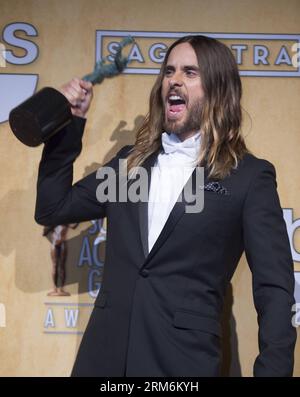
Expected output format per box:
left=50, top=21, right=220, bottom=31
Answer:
left=169, top=95, right=183, bottom=100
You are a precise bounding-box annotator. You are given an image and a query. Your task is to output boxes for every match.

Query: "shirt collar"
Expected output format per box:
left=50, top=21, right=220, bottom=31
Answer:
left=161, top=131, right=201, bottom=160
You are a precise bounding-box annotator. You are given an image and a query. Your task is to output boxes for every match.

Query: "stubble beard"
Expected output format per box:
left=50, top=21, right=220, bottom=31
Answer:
left=163, top=100, right=203, bottom=136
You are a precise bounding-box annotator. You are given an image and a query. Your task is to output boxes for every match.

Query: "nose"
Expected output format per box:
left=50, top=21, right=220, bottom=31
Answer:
left=169, top=71, right=183, bottom=88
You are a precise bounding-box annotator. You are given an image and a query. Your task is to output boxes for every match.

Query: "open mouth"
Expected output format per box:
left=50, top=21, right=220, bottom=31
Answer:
left=166, top=94, right=187, bottom=120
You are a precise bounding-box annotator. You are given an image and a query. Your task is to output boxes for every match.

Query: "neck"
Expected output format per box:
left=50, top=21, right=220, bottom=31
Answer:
left=175, top=130, right=199, bottom=141
left=175, top=131, right=199, bottom=142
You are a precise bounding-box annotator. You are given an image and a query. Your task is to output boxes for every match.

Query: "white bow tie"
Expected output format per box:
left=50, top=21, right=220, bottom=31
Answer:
left=161, top=131, right=201, bottom=160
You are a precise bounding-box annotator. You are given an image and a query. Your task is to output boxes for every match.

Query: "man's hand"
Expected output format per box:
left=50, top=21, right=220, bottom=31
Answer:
left=59, top=78, right=93, bottom=118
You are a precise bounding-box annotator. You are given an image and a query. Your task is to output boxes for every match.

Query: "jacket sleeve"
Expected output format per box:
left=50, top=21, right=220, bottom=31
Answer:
left=35, top=116, right=131, bottom=226
left=242, top=160, right=297, bottom=377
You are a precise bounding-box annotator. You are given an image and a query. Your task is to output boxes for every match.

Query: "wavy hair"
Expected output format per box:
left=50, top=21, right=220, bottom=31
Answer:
left=126, top=35, right=250, bottom=180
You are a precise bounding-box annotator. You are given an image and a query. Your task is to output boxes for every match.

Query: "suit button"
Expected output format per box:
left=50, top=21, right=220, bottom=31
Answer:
left=140, top=269, right=149, bottom=278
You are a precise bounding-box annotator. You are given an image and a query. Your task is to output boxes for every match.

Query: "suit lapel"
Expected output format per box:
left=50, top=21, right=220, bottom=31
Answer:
left=136, top=146, right=210, bottom=264
left=144, top=164, right=209, bottom=264
left=137, top=150, right=159, bottom=259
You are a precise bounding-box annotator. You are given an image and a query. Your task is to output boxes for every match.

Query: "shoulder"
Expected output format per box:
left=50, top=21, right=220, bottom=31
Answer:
left=225, top=152, right=278, bottom=201
left=237, top=153, right=279, bottom=204
left=236, top=152, right=276, bottom=178
left=115, top=145, right=134, bottom=158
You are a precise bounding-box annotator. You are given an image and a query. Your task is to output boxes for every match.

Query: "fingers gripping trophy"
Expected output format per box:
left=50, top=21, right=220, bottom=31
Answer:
left=9, top=36, right=134, bottom=146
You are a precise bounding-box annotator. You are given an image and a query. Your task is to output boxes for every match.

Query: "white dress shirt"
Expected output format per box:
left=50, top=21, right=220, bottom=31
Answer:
left=148, top=131, right=201, bottom=252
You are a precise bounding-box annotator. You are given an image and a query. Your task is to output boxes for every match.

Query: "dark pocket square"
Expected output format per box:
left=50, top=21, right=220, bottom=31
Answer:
left=203, top=181, right=229, bottom=195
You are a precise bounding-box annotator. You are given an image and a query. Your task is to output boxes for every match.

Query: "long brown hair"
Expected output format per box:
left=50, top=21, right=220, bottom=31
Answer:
left=126, top=35, right=250, bottom=180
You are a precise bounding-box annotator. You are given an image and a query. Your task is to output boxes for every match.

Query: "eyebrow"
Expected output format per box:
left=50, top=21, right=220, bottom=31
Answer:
left=165, top=65, right=200, bottom=72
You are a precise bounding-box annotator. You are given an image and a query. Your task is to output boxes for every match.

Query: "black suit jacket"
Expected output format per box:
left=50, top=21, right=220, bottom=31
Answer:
left=35, top=117, right=296, bottom=377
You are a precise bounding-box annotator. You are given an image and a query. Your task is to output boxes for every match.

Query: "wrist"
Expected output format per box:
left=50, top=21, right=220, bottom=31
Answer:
left=71, top=109, right=87, bottom=119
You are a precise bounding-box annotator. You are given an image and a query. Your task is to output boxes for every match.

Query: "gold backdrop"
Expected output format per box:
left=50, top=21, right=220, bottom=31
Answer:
left=0, top=0, right=299, bottom=376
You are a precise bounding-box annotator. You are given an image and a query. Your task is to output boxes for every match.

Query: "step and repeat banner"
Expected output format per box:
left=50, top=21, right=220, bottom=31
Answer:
left=0, top=0, right=299, bottom=376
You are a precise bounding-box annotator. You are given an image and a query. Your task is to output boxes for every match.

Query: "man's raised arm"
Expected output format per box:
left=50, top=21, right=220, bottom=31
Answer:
left=34, top=78, right=128, bottom=227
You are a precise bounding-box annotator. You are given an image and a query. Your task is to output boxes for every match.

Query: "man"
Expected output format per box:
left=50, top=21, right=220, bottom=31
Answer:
left=35, top=35, right=296, bottom=376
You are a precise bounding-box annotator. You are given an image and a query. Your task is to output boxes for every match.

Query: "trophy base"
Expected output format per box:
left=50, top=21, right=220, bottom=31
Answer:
left=9, top=87, right=72, bottom=147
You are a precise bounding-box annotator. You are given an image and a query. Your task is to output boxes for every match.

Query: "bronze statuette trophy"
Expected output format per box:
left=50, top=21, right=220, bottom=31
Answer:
left=9, top=36, right=134, bottom=147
